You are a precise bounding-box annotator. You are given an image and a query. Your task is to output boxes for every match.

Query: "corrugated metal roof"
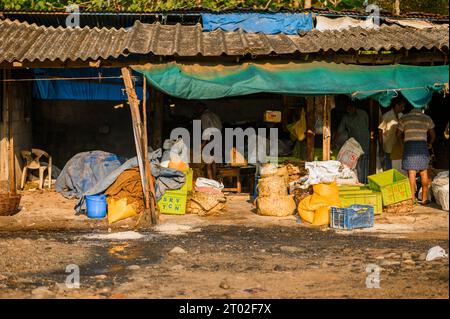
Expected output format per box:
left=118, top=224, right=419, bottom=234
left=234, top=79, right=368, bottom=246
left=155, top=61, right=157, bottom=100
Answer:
left=0, top=19, right=448, bottom=63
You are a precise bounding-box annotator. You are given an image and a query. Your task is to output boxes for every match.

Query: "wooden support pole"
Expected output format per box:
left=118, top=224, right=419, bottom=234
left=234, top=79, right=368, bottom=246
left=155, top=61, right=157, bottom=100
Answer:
left=369, top=99, right=379, bottom=175
left=306, top=97, right=315, bottom=162
left=121, top=67, right=157, bottom=227
left=3, top=70, right=15, bottom=193
left=142, top=76, right=158, bottom=224
left=151, top=86, right=164, bottom=150
left=322, top=96, right=331, bottom=161
left=304, top=0, right=312, bottom=9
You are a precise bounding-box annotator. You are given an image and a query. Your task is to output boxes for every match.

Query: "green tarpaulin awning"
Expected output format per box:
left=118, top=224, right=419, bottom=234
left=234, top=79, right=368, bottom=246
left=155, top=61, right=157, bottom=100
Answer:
left=133, top=62, right=449, bottom=108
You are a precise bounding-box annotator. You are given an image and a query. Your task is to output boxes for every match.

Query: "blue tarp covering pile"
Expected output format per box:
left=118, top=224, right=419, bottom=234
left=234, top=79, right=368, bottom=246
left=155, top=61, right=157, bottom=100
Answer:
left=201, top=13, right=313, bottom=34
left=33, top=68, right=146, bottom=101
left=55, top=150, right=186, bottom=213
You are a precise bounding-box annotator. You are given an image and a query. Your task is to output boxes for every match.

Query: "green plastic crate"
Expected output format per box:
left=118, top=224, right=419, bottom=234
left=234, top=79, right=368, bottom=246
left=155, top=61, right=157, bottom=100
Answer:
left=339, top=191, right=383, bottom=215
left=368, top=169, right=412, bottom=206
left=338, top=185, right=368, bottom=192
left=167, top=168, right=193, bottom=195
left=157, top=191, right=187, bottom=215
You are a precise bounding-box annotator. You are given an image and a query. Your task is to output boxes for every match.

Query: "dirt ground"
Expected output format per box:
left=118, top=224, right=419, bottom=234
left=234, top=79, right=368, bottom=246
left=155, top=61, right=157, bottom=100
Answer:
left=0, top=189, right=448, bottom=299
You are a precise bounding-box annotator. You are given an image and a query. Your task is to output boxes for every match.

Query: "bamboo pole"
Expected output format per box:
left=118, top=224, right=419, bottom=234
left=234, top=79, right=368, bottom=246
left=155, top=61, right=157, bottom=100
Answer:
left=142, top=76, right=158, bottom=225
left=121, top=67, right=157, bottom=227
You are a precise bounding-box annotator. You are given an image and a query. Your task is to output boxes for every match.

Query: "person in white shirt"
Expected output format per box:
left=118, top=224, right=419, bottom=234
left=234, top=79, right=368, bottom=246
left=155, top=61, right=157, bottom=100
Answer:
left=196, top=103, right=223, bottom=179
left=378, top=98, right=405, bottom=170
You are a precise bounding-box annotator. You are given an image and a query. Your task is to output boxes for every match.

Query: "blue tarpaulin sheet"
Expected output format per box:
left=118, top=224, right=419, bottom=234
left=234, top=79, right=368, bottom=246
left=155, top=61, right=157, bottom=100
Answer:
left=201, top=13, right=313, bottom=34
left=33, top=68, right=146, bottom=101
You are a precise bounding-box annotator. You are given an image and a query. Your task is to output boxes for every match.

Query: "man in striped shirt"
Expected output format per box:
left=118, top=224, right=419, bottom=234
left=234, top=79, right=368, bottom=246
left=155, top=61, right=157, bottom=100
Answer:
left=397, top=108, right=436, bottom=204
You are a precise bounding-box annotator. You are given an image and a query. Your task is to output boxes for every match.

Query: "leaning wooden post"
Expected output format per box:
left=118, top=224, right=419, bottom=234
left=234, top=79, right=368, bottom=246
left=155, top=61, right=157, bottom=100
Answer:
left=121, top=67, right=157, bottom=227
left=322, top=96, right=331, bottom=161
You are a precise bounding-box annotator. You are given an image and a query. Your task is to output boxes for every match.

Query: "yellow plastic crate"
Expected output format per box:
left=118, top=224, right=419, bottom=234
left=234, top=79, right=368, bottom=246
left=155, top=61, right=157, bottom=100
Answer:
left=157, top=191, right=187, bottom=215
left=339, top=191, right=383, bottom=215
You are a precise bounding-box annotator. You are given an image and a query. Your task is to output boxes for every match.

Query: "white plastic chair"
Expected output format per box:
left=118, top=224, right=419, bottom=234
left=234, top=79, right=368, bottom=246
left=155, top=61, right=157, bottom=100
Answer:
left=20, top=148, right=52, bottom=190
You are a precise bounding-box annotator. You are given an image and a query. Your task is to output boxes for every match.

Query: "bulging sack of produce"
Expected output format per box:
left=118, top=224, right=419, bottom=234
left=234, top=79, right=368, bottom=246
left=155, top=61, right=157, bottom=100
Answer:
left=260, top=163, right=278, bottom=178
left=186, top=191, right=226, bottom=216
left=107, top=197, right=138, bottom=224
left=277, top=166, right=289, bottom=185
left=256, top=195, right=296, bottom=217
left=298, top=195, right=315, bottom=223
left=257, top=175, right=287, bottom=197
left=312, top=206, right=330, bottom=226
left=313, top=181, right=341, bottom=207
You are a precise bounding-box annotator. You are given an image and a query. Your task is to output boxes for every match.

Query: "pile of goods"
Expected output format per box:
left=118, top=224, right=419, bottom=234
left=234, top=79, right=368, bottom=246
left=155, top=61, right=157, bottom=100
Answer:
left=255, top=164, right=296, bottom=217
left=383, top=199, right=414, bottom=214
left=186, top=178, right=226, bottom=216
left=298, top=181, right=342, bottom=226
left=285, top=162, right=307, bottom=183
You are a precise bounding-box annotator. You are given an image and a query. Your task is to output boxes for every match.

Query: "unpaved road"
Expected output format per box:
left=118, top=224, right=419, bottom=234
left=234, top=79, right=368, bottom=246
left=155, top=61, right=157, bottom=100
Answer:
left=0, top=191, right=448, bottom=299
left=0, top=225, right=448, bottom=299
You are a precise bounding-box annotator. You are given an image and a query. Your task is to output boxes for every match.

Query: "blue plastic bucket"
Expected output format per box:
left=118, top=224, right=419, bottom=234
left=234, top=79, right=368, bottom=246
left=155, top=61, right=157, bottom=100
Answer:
left=86, top=195, right=107, bottom=219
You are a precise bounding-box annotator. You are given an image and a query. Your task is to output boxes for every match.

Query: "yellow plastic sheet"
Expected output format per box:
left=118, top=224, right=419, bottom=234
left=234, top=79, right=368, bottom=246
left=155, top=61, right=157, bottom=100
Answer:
left=107, top=197, right=138, bottom=224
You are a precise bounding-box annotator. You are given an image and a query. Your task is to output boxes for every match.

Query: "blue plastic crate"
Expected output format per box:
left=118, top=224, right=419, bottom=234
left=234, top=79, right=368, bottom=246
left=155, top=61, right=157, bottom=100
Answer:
left=330, top=205, right=374, bottom=230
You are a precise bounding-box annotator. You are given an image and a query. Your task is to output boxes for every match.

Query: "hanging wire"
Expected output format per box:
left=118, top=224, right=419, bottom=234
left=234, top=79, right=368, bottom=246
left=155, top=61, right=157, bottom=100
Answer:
left=0, top=75, right=138, bottom=82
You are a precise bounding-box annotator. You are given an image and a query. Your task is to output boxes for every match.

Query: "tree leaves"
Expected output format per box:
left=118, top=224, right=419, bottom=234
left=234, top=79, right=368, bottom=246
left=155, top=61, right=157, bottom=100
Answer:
left=0, top=0, right=447, bottom=14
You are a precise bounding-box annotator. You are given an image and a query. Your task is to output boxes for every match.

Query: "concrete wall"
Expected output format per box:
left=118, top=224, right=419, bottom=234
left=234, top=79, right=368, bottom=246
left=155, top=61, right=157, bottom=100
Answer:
left=0, top=79, right=33, bottom=190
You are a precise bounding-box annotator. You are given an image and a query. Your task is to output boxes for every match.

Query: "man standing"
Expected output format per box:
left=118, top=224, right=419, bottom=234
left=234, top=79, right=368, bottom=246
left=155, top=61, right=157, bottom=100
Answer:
left=397, top=107, right=436, bottom=205
left=196, top=103, right=222, bottom=179
left=337, top=104, right=370, bottom=184
left=378, top=98, right=405, bottom=170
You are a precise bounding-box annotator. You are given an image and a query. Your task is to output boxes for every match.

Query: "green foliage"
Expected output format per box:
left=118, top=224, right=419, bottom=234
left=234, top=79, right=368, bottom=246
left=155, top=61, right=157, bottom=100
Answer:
left=0, top=0, right=447, bottom=14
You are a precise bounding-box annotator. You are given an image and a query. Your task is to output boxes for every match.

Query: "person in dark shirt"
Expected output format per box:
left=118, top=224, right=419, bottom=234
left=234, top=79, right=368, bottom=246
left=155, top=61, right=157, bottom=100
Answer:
left=337, top=104, right=370, bottom=184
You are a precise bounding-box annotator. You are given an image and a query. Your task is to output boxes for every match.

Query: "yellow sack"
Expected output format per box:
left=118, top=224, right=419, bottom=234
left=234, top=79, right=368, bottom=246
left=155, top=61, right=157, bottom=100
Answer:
left=287, top=108, right=307, bottom=142
left=107, top=197, right=138, bottom=224
left=312, top=206, right=330, bottom=226
left=298, top=196, right=315, bottom=224
left=313, top=181, right=341, bottom=207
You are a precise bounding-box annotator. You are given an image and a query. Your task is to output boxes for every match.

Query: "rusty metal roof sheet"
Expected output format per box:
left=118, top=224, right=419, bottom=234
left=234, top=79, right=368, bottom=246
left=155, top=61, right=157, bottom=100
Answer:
left=0, top=19, right=448, bottom=63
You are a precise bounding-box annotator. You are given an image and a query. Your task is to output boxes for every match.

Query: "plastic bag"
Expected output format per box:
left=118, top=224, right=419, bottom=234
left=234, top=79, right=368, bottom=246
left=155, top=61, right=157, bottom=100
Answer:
left=168, top=159, right=189, bottom=172
left=432, top=171, right=449, bottom=211
left=337, top=138, right=364, bottom=170
left=287, top=108, right=306, bottom=142
left=304, top=161, right=341, bottom=186
left=426, top=246, right=448, bottom=261
left=107, top=197, right=138, bottom=224
left=161, top=138, right=189, bottom=168
left=195, top=177, right=224, bottom=190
